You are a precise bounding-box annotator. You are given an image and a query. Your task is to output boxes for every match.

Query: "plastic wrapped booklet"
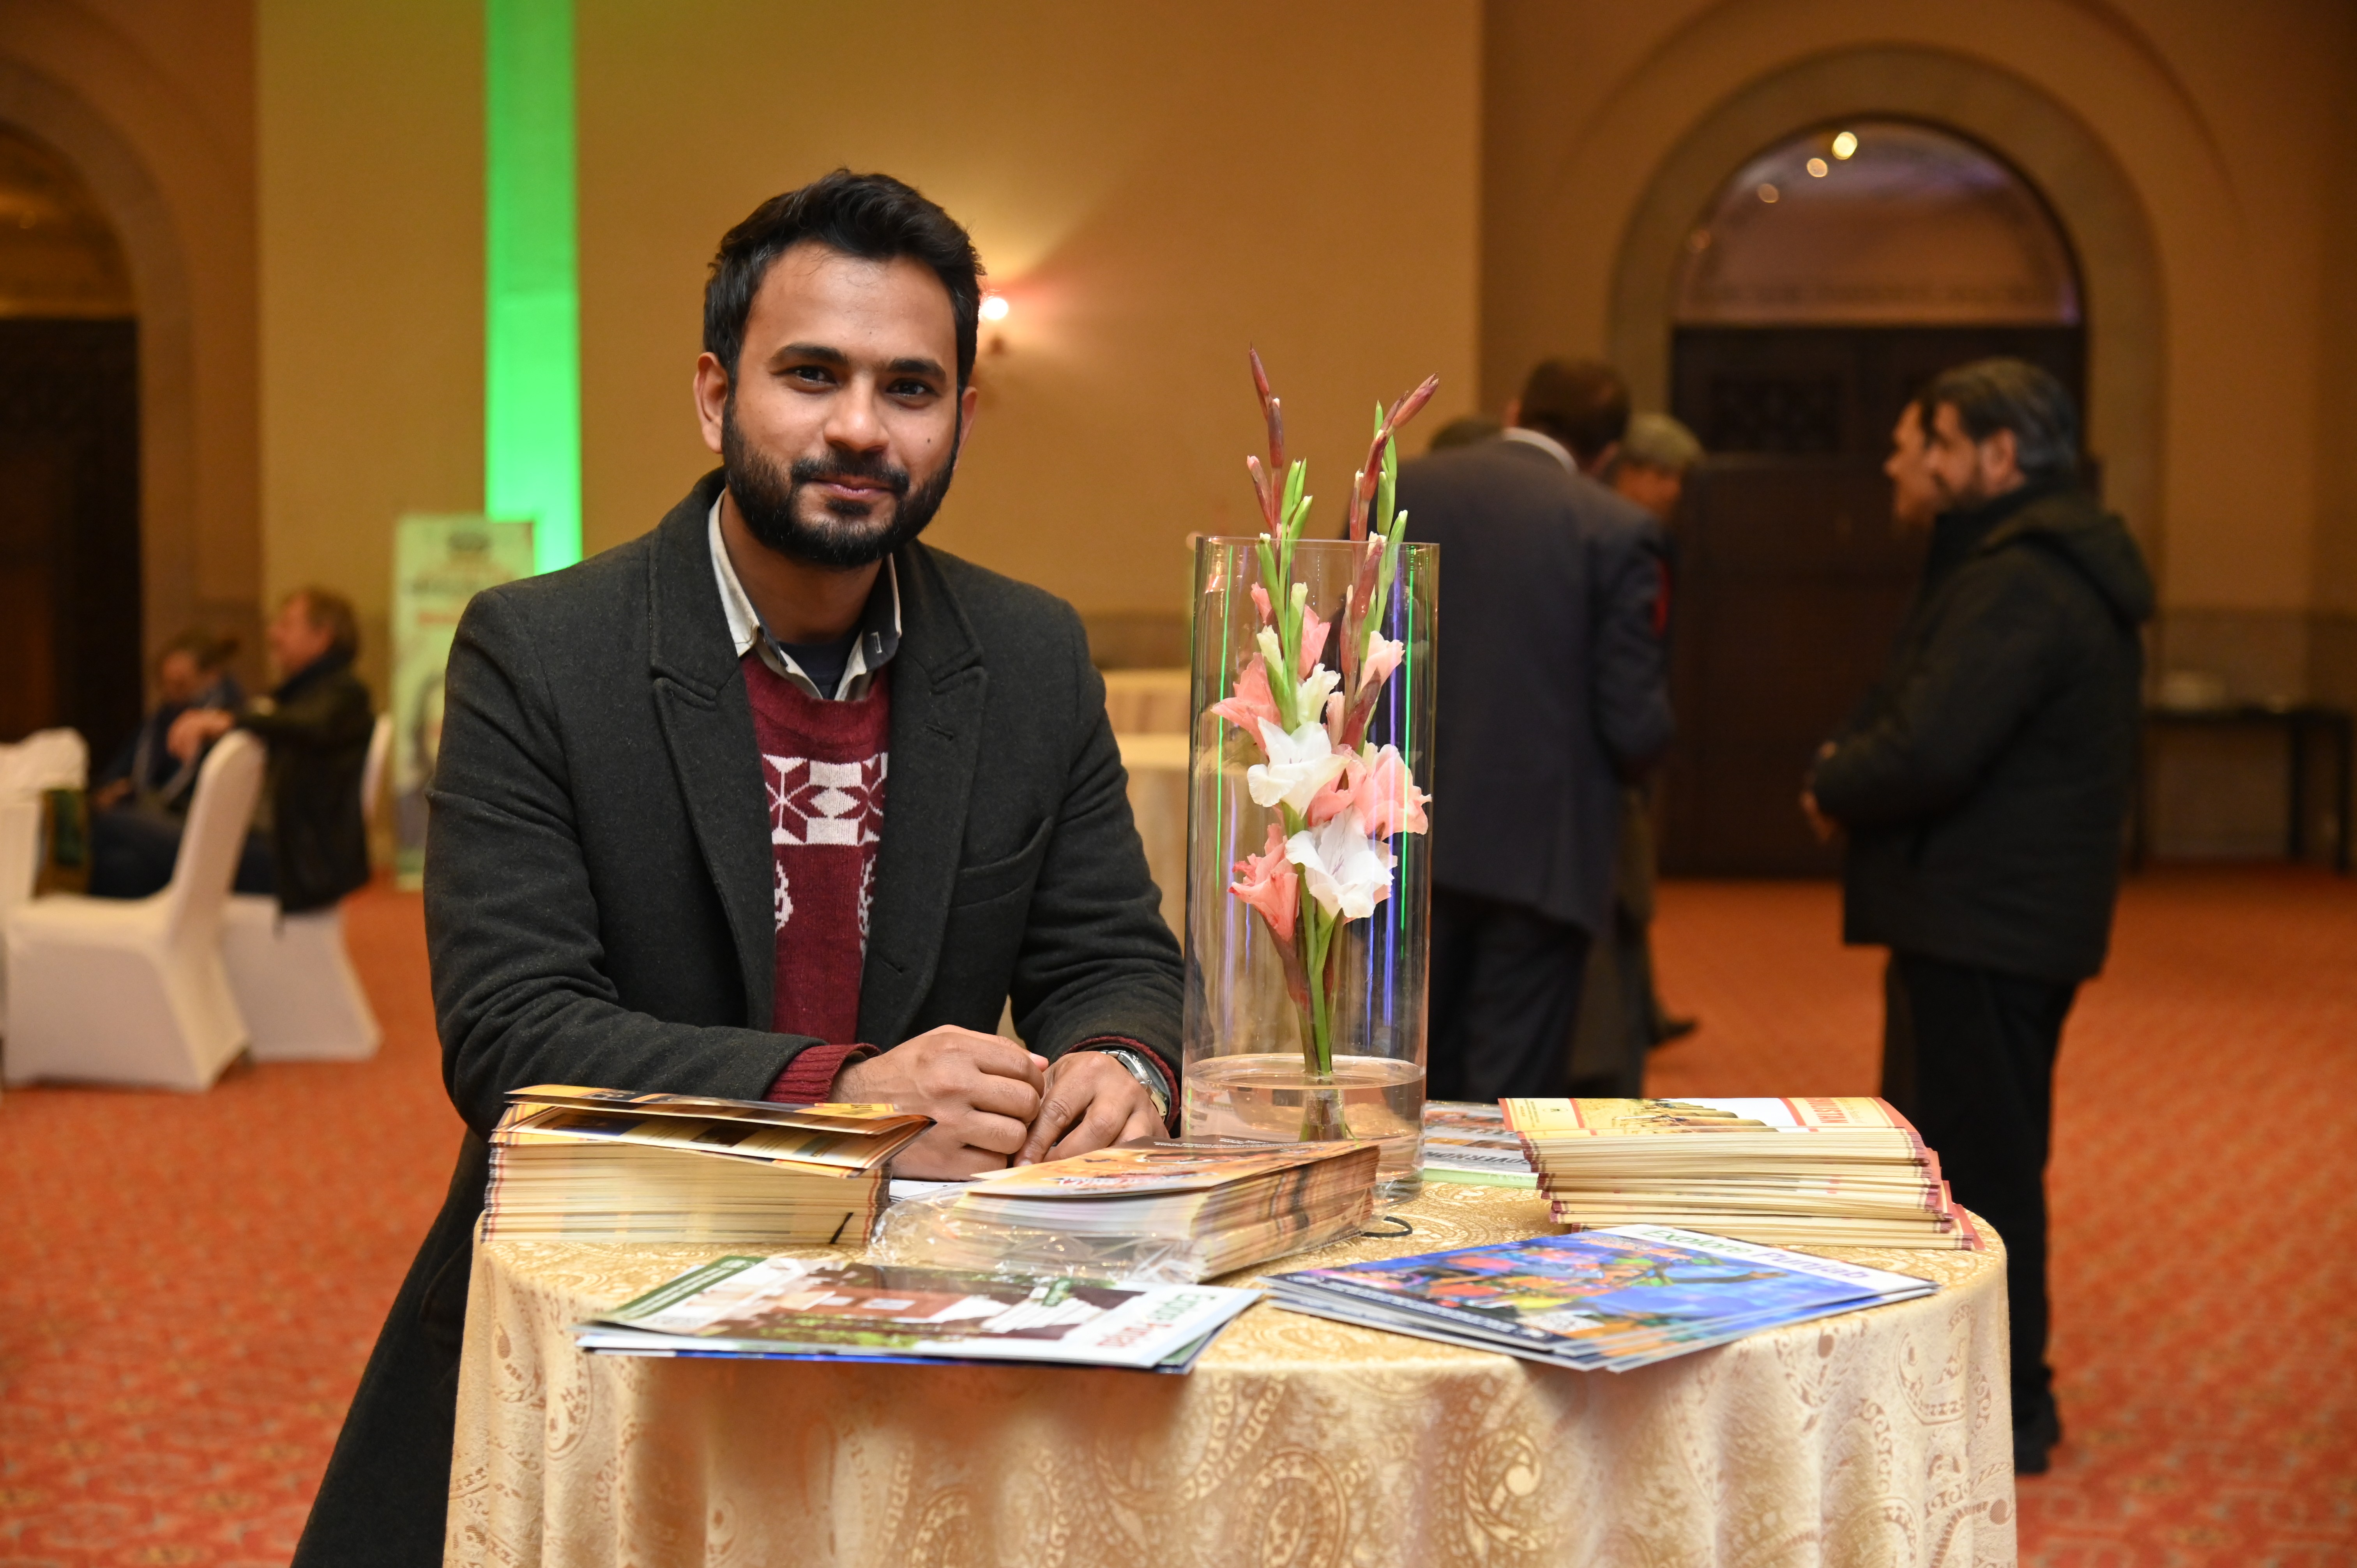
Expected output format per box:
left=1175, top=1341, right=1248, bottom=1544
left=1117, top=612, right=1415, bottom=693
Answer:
left=571, top=1254, right=1260, bottom=1373
left=1419, top=1101, right=1538, bottom=1188
left=1265, top=1224, right=1937, bottom=1372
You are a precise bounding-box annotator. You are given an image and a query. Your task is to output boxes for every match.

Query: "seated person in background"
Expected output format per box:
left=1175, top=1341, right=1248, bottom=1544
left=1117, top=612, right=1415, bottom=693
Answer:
left=292, top=171, right=1183, bottom=1568
left=113, top=587, right=375, bottom=913
left=90, top=629, right=246, bottom=815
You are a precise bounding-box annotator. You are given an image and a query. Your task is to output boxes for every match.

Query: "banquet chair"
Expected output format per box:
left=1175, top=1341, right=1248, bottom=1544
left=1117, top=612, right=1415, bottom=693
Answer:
left=2, top=731, right=263, bottom=1091
left=220, top=712, right=390, bottom=1062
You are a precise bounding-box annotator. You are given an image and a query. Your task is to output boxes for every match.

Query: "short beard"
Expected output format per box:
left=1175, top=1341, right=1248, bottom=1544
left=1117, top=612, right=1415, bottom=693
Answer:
left=721, top=398, right=959, bottom=569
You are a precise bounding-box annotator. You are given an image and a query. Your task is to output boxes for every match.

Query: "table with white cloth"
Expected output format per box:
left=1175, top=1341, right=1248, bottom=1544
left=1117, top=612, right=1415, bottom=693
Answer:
left=445, top=1182, right=2016, bottom=1567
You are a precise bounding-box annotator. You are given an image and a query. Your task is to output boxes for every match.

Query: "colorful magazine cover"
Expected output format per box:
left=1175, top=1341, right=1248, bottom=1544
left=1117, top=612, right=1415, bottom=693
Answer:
left=963, top=1138, right=1375, bottom=1197
left=573, top=1254, right=1260, bottom=1372
left=1268, top=1225, right=1935, bottom=1370
left=1503, top=1096, right=1921, bottom=1143
left=1419, top=1101, right=1538, bottom=1185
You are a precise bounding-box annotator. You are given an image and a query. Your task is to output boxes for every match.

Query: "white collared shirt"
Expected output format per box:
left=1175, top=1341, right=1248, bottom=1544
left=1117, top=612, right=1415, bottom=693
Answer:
left=1502, top=425, right=1579, bottom=475
left=708, top=498, right=902, bottom=701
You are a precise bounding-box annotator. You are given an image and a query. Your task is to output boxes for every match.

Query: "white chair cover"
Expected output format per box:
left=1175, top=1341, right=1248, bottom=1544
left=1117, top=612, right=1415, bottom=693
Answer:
left=2, top=732, right=263, bottom=1090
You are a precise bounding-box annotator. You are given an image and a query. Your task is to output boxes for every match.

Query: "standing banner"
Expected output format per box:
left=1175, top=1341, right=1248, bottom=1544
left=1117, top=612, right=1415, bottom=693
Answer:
left=391, top=515, right=534, bottom=887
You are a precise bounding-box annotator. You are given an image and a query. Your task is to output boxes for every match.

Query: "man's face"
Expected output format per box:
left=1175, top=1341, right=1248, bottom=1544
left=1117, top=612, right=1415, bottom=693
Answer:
left=267, top=595, right=334, bottom=678
left=1923, top=400, right=2024, bottom=512
left=1884, top=403, right=1941, bottom=531
left=695, top=244, right=978, bottom=570
left=156, top=650, right=203, bottom=706
left=1612, top=462, right=1684, bottom=524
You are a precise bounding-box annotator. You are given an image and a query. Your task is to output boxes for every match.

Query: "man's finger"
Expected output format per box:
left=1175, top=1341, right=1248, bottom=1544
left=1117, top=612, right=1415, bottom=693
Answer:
left=1015, top=1091, right=1088, bottom=1165
left=954, top=1032, right=1049, bottom=1090
left=956, top=1109, right=1031, bottom=1157
left=963, top=1069, right=1043, bottom=1125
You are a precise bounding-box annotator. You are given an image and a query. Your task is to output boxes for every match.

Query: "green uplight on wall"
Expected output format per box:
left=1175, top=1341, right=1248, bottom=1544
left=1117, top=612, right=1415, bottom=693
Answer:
left=485, top=0, right=581, bottom=574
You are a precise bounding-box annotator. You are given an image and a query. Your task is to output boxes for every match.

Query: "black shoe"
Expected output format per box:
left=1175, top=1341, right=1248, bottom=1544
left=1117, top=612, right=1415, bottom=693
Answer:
left=2013, top=1394, right=2062, bottom=1474
left=1650, top=1016, right=1699, bottom=1048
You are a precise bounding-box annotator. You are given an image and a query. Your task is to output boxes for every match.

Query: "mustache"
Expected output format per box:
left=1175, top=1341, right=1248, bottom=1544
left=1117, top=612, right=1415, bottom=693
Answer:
left=789, top=450, right=910, bottom=495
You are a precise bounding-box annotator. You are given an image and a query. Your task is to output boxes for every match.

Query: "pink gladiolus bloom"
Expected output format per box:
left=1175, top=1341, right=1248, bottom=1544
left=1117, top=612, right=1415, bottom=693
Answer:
left=1210, top=655, right=1280, bottom=736
left=1250, top=582, right=1273, bottom=627
left=1305, top=751, right=1368, bottom=828
left=1357, top=745, right=1430, bottom=838
left=1358, top=634, right=1404, bottom=695
left=1229, top=822, right=1297, bottom=942
left=1297, top=604, right=1331, bottom=679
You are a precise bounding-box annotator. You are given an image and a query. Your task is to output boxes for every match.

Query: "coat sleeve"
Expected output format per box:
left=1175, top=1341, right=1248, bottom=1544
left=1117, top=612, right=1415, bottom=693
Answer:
left=1006, top=606, right=1185, bottom=1083
left=1590, top=518, right=1676, bottom=775
left=1809, top=559, right=2069, bottom=829
left=240, top=674, right=375, bottom=751
left=426, top=589, right=810, bottom=1138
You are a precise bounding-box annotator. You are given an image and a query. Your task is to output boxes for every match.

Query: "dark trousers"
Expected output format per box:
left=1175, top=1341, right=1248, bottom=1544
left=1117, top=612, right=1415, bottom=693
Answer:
left=88, top=806, right=274, bottom=899
left=1882, top=951, right=2076, bottom=1421
left=1428, top=887, right=1592, bottom=1100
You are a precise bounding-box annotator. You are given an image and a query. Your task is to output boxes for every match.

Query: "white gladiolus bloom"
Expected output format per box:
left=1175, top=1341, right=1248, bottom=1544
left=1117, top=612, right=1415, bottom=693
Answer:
left=1286, top=810, right=1396, bottom=920
left=1296, top=664, right=1340, bottom=726
left=1247, top=719, right=1349, bottom=814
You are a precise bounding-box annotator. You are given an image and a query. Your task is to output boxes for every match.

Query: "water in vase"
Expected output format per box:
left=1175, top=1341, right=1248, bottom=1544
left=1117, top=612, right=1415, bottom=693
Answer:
left=1184, top=1053, right=1424, bottom=1201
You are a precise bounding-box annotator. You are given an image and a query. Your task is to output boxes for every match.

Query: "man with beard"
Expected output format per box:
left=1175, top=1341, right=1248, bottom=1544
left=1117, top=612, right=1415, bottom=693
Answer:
left=1803, top=360, right=2152, bottom=1476
left=293, top=171, right=1180, bottom=1566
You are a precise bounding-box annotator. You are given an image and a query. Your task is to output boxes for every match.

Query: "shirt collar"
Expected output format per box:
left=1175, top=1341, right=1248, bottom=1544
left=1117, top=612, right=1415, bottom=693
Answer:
left=1502, top=425, right=1578, bottom=475
left=707, top=497, right=903, bottom=700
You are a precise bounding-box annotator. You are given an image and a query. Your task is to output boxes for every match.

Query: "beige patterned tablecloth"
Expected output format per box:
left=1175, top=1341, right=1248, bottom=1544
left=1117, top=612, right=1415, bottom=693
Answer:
left=446, top=1183, right=2015, bottom=1567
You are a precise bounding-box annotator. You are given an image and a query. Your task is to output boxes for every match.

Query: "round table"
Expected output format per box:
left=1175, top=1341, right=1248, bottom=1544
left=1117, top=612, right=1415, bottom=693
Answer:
left=446, top=1183, right=2015, bottom=1567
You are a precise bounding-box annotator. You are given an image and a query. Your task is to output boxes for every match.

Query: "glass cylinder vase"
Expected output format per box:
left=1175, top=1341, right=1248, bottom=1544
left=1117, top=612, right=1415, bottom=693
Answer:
left=1180, top=534, right=1438, bottom=1202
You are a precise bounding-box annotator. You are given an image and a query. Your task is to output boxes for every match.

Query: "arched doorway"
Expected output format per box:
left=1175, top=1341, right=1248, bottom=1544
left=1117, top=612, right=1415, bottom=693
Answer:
left=1656, top=120, right=2087, bottom=874
left=0, top=121, right=140, bottom=746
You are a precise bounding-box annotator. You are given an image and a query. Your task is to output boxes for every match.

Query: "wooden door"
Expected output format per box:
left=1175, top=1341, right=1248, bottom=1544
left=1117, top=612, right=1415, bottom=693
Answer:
left=1659, top=324, right=2083, bottom=874
left=0, top=319, right=140, bottom=746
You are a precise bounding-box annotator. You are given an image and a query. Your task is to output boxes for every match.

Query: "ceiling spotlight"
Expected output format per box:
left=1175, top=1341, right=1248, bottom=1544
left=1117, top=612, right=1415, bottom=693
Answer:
left=1756, top=182, right=1779, bottom=204
left=1831, top=131, right=1858, bottom=160
left=979, top=294, right=1010, bottom=322
left=1807, top=157, right=1829, bottom=178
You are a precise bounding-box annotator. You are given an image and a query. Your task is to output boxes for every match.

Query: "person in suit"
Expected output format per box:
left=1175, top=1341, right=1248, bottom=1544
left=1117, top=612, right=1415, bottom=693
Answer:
left=92, top=591, right=371, bottom=910
left=1803, top=360, right=2152, bottom=1476
left=90, top=629, right=245, bottom=816
left=1566, top=411, right=1705, bottom=1095
left=290, top=171, right=1182, bottom=1568
left=1395, top=359, right=1674, bottom=1101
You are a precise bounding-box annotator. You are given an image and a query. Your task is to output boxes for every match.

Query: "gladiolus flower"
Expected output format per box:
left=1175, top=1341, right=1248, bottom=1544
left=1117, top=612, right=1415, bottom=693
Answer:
left=1355, top=745, right=1429, bottom=838
left=1304, top=750, right=1366, bottom=828
left=1286, top=810, right=1396, bottom=920
left=1247, top=719, right=1349, bottom=814
left=1250, top=582, right=1274, bottom=627
left=1229, top=822, right=1298, bottom=942
left=1210, top=655, right=1280, bottom=737
left=1358, top=634, right=1403, bottom=695
left=1295, top=664, right=1339, bottom=731
left=1297, top=605, right=1331, bottom=679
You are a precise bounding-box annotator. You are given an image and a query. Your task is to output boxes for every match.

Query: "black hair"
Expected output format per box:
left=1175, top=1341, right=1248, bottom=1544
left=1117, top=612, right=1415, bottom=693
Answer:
left=1924, top=358, right=2081, bottom=485
left=1516, top=358, right=1631, bottom=466
left=703, top=170, right=985, bottom=388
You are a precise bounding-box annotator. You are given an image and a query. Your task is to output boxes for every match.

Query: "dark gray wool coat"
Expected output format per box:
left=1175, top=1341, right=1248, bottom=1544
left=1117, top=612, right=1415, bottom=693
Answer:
left=1814, top=483, right=2154, bottom=983
left=292, top=468, right=1182, bottom=1568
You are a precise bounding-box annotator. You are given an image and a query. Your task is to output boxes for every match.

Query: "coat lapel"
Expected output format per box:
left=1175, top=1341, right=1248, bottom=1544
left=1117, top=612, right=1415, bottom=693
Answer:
left=858, top=544, right=987, bottom=1046
left=647, top=473, right=776, bottom=1030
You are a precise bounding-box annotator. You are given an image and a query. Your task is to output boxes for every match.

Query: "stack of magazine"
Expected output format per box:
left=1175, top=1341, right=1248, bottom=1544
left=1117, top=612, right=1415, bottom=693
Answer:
left=1267, top=1225, right=1936, bottom=1371
left=1420, top=1101, right=1537, bottom=1188
left=482, top=1085, right=931, bottom=1246
left=875, top=1139, right=1380, bottom=1282
left=572, top=1254, right=1259, bottom=1372
left=1503, top=1097, right=1980, bottom=1249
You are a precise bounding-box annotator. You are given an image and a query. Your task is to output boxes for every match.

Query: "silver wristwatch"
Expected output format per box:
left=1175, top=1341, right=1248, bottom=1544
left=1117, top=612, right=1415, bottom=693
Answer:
left=1090, top=1045, right=1172, bottom=1123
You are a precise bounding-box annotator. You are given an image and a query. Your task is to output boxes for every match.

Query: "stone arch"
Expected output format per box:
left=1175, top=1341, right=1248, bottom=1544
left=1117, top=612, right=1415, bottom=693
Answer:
left=1605, top=45, right=2168, bottom=578
left=0, top=47, right=226, bottom=667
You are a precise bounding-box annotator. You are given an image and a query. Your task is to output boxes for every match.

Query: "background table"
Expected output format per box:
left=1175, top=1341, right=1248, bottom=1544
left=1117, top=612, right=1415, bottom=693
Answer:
left=446, top=1183, right=2015, bottom=1567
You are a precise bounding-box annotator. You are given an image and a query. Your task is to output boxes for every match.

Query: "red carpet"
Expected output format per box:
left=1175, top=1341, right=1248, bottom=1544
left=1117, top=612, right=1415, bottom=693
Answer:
left=2, top=869, right=2352, bottom=1565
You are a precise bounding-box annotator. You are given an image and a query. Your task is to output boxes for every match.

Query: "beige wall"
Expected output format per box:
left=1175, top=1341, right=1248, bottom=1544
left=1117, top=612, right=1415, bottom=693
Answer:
left=573, top=0, right=1481, bottom=640
left=1483, top=0, right=2353, bottom=676
left=0, top=0, right=261, bottom=683
left=256, top=0, right=483, bottom=702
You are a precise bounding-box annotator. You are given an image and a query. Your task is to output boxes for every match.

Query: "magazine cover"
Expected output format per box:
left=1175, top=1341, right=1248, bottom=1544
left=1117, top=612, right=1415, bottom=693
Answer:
left=1269, top=1225, right=1934, bottom=1367
left=494, top=1105, right=901, bottom=1172
left=574, top=1254, right=1260, bottom=1372
left=505, top=1084, right=928, bottom=1135
left=1502, top=1097, right=1918, bottom=1140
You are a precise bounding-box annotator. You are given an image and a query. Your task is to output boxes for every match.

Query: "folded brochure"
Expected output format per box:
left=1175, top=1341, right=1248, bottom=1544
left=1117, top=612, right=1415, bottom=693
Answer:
left=573, top=1254, right=1260, bottom=1373
left=1266, top=1224, right=1935, bottom=1372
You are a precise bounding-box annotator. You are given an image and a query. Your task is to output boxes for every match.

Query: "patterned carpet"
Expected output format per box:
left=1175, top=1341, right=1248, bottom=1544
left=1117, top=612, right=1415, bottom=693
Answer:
left=0, top=869, right=2350, bottom=1565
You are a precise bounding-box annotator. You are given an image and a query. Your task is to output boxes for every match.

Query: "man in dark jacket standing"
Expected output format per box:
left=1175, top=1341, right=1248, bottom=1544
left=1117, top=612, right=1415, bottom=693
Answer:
left=1398, top=359, right=1674, bottom=1100
left=1805, top=358, right=2153, bottom=1476
left=292, top=172, right=1181, bottom=1567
